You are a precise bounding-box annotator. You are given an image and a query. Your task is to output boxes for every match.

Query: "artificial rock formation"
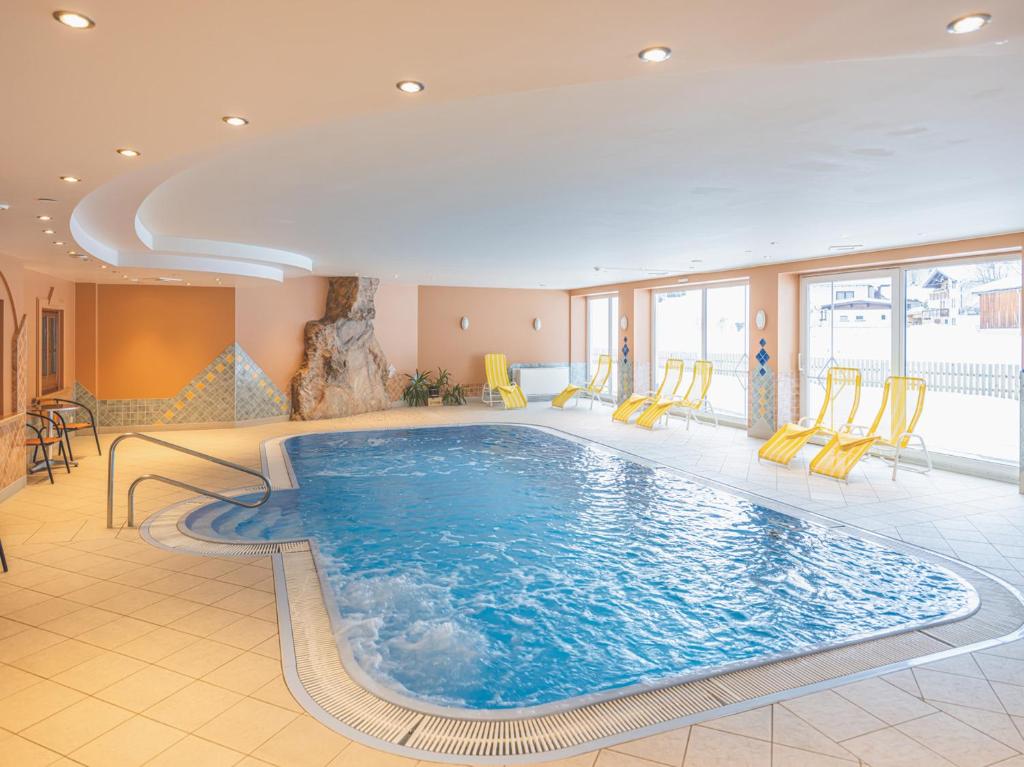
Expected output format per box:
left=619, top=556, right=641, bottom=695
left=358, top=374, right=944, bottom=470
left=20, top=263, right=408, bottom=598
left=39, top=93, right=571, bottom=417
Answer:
left=291, top=276, right=391, bottom=420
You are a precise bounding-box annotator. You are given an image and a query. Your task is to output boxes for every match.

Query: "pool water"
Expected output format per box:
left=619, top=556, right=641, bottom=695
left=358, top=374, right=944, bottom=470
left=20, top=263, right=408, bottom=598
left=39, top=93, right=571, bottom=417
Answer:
left=184, top=425, right=974, bottom=711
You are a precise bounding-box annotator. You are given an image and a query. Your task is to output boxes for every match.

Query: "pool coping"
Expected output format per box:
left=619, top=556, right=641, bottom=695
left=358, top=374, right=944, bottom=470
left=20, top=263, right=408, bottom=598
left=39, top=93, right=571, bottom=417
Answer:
left=140, top=422, right=1024, bottom=764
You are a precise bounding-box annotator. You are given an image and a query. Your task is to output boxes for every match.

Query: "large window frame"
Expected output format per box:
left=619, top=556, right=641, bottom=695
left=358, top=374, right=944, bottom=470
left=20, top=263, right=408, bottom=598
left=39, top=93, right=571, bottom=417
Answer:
left=650, top=279, right=749, bottom=422
left=586, top=293, right=619, bottom=394
left=800, top=252, right=1021, bottom=467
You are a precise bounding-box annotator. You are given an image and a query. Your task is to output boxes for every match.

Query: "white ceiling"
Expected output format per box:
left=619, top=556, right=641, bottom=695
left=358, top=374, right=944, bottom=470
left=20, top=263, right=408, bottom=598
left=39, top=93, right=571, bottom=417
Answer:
left=1, top=1, right=1022, bottom=288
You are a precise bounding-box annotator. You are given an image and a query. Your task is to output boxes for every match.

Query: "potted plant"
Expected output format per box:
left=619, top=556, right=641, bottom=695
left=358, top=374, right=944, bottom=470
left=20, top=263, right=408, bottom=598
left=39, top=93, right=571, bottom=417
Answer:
left=443, top=383, right=467, bottom=405
left=427, top=368, right=450, bottom=406
left=402, top=371, right=431, bottom=407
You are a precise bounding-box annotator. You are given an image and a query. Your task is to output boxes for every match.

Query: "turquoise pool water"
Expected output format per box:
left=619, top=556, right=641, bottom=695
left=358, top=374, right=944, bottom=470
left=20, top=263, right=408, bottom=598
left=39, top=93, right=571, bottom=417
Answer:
left=183, top=425, right=974, bottom=710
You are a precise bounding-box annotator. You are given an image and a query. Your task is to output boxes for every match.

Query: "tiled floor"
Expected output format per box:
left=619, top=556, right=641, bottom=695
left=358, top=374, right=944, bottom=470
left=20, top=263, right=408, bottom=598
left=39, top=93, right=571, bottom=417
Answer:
left=2, top=402, right=1024, bottom=766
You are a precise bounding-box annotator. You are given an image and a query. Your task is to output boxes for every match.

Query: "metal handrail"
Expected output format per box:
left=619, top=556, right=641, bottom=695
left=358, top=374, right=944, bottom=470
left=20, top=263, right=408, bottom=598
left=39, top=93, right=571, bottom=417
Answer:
left=106, top=432, right=271, bottom=528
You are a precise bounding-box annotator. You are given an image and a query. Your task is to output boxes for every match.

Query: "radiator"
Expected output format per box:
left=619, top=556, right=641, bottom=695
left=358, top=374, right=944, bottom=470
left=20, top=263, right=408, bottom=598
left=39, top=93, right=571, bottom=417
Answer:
left=514, top=366, right=569, bottom=398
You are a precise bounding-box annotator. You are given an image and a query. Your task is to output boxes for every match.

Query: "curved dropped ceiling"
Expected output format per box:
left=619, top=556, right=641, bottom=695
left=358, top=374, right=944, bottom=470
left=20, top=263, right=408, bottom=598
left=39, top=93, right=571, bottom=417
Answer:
left=70, top=42, right=1024, bottom=288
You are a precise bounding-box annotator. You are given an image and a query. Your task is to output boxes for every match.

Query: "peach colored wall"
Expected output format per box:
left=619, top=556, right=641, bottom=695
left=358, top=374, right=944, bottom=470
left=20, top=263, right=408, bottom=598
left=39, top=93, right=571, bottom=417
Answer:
left=97, top=285, right=234, bottom=399
left=417, top=286, right=570, bottom=385
left=374, top=282, right=418, bottom=378
left=75, top=282, right=97, bottom=394
left=23, top=268, right=76, bottom=401
left=0, top=252, right=26, bottom=417
left=235, top=276, right=328, bottom=392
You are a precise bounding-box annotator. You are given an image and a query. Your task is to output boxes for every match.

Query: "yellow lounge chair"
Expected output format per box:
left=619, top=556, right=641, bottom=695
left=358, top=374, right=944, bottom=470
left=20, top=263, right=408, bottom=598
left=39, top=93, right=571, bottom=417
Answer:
left=636, top=360, right=717, bottom=430
left=483, top=353, right=528, bottom=410
left=552, top=354, right=612, bottom=409
left=612, top=358, right=685, bottom=423
left=758, top=366, right=861, bottom=466
left=809, top=375, right=929, bottom=482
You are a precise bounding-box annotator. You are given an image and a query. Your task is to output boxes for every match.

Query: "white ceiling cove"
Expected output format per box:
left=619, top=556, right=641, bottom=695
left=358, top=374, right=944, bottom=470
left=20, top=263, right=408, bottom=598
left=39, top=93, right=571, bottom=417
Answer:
left=1, top=1, right=1022, bottom=287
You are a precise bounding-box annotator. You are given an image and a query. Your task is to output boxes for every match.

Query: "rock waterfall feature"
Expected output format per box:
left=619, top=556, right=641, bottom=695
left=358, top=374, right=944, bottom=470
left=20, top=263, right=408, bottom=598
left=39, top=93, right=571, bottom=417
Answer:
left=291, top=276, right=392, bottom=420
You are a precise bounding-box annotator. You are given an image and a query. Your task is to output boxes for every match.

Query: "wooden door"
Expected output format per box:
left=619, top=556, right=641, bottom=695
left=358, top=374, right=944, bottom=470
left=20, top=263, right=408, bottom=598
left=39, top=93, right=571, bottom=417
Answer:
left=41, top=309, right=62, bottom=394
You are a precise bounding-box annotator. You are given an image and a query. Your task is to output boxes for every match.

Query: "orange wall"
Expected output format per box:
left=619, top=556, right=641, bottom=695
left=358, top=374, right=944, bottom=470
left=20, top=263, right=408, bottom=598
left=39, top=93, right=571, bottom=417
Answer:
left=75, top=282, right=97, bottom=394
left=375, top=282, right=418, bottom=379
left=417, top=286, right=570, bottom=384
left=235, top=276, right=328, bottom=392
left=23, top=268, right=76, bottom=402
left=96, top=285, right=234, bottom=399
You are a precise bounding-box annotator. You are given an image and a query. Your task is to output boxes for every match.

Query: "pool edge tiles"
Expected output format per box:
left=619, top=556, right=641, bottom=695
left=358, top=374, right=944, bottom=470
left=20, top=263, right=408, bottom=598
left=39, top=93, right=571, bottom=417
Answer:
left=140, top=424, right=1024, bottom=765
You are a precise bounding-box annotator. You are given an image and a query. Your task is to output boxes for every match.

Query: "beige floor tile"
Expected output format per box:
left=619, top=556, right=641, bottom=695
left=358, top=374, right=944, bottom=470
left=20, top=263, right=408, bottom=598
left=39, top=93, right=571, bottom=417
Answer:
left=897, top=711, right=1017, bottom=767
left=833, top=677, right=937, bottom=725
left=21, top=696, right=133, bottom=753
left=771, top=744, right=856, bottom=766
left=250, top=675, right=303, bottom=712
left=771, top=705, right=857, bottom=760
left=609, top=726, right=689, bottom=766
left=144, top=734, right=246, bottom=766
left=0, top=626, right=66, bottom=663
left=39, top=604, right=121, bottom=637
left=914, top=669, right=1005, bottom=712
left=179, top=580, right=245, bottom=605
left=782, top=690, right=887, bottom=742
left=327, top=741, right=418, bottom=766
left=681, top=727, right=770, bottom=766
left=169, top=605, right=244, bottom=637
left=208, top=616, right=278, bottom=650
left=0, top=730, right=64, bottom=766
left=252, top=715, right=351, bottom=766
left=132, top=596, right=205, bottom=625
left=71, top=715, right=186, bottom=767
left=214, top=588, right=276, bottom=615
left=202, top=651, right=282, bottom=695
left=10, top=638, right=104, bottom=677
left=0, top=660, right=44, bottom=698
left=701, top=706, right=771, bottom=741
left=196, top=697, right=297, bottom=752
left=75, top=615, right=158, bottom=650
left=5, top=596, right=84, bottom=625
left=145, top=679, right=244, bottom=731
left=117, top=625, right=200, bottom=663
left=842, top=726, right=956, bottom=767
left=514, top=755, right=597, bottom=767
left=96, top=665, right=193, bottom=711
left=0, top=679, right=85, bottom=731
left=156, top=637, right=243, bottom=677
left=932, top=700, right=1024, bottom=752
left=52, top=650, right=148, bottom=694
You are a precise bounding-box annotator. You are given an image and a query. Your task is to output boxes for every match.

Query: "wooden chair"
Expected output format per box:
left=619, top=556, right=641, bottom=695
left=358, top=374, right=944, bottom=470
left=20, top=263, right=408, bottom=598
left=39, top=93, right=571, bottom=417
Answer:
left=0, top=537, right=7, bottom=573
left=25, top=412, right=71, bottom=484
left=38, top=398, right=101, bottom=460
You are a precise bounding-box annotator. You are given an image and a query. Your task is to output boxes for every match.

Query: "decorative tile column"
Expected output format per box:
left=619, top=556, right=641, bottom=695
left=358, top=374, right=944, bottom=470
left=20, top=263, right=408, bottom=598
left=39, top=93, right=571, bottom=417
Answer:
left=749, top=338, right=776, bottom=438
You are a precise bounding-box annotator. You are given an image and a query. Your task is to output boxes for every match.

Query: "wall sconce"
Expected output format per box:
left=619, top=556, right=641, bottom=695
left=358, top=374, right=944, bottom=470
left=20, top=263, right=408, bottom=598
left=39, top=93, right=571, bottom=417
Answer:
left=460, top=316, right=470, bottom=330
left=533, top=318, right=542, bottom=331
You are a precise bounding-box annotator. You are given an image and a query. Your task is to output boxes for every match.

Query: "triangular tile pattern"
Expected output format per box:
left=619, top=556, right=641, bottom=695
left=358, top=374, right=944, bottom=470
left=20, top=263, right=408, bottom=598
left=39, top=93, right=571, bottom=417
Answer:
left=234, top=344, right=291, bottom=421
left=749, top=338, right=776, bottom=438
left=76, top=343, right=291, bottom=428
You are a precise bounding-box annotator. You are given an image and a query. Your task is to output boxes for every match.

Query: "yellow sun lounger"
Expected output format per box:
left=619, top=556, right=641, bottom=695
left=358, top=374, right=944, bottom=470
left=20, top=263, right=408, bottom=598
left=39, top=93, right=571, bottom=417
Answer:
left=483, top=353, right=528, bottom=409
left=636, top=360, right=716, bottom=430
left=552, top=354, right=612, bottom=409
left=809, top=376, right=929, bottom=482
left=612, top=358, right=685, bottom=423
left=758, top=366, right=861, bottom=466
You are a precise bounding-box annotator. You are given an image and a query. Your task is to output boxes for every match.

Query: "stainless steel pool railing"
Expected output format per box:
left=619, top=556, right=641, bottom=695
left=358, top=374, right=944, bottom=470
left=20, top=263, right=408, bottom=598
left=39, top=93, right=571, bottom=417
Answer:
left=106, top=432, right=271, bottom=529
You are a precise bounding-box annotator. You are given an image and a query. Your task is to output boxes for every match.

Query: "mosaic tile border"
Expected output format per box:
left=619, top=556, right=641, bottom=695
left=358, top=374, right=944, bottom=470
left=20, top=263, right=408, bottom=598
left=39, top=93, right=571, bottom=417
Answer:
left=141, top=423, right=1024, bottom=765
left=77, top=343, right=292, bottom=429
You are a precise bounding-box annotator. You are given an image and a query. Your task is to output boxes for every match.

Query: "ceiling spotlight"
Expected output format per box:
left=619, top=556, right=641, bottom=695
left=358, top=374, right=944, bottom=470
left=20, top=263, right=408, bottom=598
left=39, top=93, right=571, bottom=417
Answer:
left=42, top=229, right=55, bottom=234
left=60, top=175, right=80, bottom=183
left=947, top=13, right=991, bottom=34
left=222, top=115, right=249, bottom=127
left=53, top=10, right=95, bottom=29
left=37, top=215, right=51, bottom=221
left=67, top=250, right=78, bottom=255
left=396, top=80, right=425, bottom=93
left=638, top=46, right=672, bottom=63
left=53, top=241, right=65, bottom=245
left=116, top=147, right=141, bottom=158
left=37, top=197, right=58, bottom=202
left=100, top=264, right=107, bottom=269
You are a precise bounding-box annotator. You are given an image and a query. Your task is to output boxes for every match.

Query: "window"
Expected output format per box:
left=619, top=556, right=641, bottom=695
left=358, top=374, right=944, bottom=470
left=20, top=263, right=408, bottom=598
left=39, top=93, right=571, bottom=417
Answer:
left=803, top=257, right=1021, bottom=465
left=836, top=290, right=855, bottom=300
left=41, top=308, right=63, bottom=394
left=587, top=294, right=619, bottom=395
left=652, top=282, right=749, bottom=419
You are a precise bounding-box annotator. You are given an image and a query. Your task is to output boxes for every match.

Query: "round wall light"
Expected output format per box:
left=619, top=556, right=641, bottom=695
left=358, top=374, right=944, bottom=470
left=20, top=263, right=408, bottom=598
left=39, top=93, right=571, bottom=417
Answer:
left=533, top=318, right=542, bottom=331
left=460, top=316, right=470, bottom=330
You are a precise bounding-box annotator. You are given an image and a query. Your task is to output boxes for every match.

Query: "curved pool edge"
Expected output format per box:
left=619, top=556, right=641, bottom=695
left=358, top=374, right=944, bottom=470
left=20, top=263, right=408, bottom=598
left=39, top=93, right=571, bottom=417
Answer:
left=139, top=423, right=1024, bottom=765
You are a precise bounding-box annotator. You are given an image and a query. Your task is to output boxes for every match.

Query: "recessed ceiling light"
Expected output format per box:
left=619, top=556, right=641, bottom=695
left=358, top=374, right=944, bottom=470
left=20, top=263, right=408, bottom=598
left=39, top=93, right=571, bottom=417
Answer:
left=53, top=241, right=65, bottom=245
left=60, top=175, right=80, bottom=183
left=37, top=215, right=51, bottom=221
left=638, top=46, right=672, bottom=63
left=121, top=274, right=128, bottom=279
left=37, top=197, right=58, bottom=202
left=947, top=13, right=991, bottom=34
left=100, top=264, right=107, bottom=269
left=222, top=115, right=249, bottom=127
left=67, top=250, right=78, bottom=255
left=156, top=276, right=183, bottom=283
left=115, top=148, right=141, bottom=158
left=42, top=229, right=55, bottom=234
left=396, top=80, right=425, bottom=93
left=52, top=10, right=95, bottom=29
